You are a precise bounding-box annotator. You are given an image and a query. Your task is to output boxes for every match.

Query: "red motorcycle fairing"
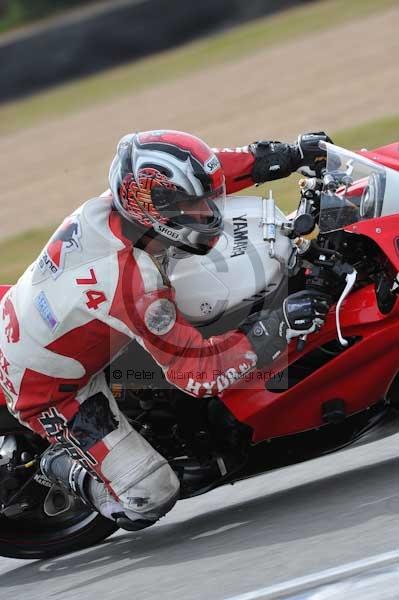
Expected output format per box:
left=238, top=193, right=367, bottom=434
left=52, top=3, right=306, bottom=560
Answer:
left=222, top=215, right=399, bottom=443
left=345, top=214, right=399, bottom=272
left=358, top=142, right=399, bottom=172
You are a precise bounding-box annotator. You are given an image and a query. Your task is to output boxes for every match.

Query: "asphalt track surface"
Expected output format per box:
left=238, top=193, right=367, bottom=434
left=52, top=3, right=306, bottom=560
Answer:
left=0, top=432, right=397, bottom=600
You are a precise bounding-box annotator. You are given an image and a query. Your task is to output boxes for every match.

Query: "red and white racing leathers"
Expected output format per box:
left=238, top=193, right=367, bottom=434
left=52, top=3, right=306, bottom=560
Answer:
left=0, top=148, right=258, bottom=518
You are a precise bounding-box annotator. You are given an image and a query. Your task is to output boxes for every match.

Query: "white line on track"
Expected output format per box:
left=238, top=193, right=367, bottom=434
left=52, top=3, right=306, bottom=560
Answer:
left=358, top=493, right=399, bottom=508
left=223, top=550, right=399, bottom=600
left=191, top=522, right=248, bottom=540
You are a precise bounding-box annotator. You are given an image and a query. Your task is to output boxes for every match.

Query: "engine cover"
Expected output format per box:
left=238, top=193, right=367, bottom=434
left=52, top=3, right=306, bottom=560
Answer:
left=169, top=195, right=293, bottom=324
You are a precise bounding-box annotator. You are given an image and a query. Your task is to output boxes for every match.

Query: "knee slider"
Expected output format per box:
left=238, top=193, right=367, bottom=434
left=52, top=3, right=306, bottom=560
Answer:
left=111, top=467, right=179, bottom=532
left=116, top=462, right=180, bottom=524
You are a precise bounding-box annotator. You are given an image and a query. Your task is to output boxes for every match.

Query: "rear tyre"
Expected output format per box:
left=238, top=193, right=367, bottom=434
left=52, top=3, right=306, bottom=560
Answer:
left=0, top=420, right=118, bottom=559
left=0, top=507, right=118, bottom=560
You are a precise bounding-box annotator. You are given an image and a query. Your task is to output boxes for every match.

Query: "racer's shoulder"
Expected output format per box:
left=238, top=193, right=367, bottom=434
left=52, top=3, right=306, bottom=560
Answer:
left=78, top=191, right=112, bottom=227
left=78, top=191, right=126, bottom=248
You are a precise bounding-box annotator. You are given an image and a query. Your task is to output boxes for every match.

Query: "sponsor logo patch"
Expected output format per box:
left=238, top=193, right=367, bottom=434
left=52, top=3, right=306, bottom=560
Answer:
left=185, top=353, right=258, bottom=397
left=204, top=154, right=220, bottom=174
left=34, top=291, right=59, bottom=332
left=39, top=215, right=81, bottom=279
left=39, top=407, right=101, bottom=483
left=144, top=298, right=176, bottom=336
left=2, top=294, right=20, bottom=343
left=0, top=347, right=17, bottom=398
left=230, top=214, right=248, bottom=257
left=156, top=224, right=180, bottom=240
left=34, top=473, right=53, bottom=488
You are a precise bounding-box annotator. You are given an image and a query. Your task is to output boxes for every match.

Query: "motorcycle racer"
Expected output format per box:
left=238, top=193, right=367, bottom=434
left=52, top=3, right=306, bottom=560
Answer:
left=0, top=129, right=331, bottom=531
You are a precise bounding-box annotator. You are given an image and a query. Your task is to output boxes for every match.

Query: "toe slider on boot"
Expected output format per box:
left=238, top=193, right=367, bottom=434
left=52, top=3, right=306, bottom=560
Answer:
left=112, top=512, right=156, bottom=531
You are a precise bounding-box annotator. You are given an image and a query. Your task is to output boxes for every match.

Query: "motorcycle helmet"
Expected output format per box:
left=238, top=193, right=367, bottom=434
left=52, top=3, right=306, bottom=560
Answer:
left=109, top=130, right=226, bottom=255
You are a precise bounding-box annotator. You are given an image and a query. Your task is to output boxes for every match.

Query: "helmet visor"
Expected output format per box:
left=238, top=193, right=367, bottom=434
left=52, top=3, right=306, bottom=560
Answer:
left=150, top=184, right=225, bottom=231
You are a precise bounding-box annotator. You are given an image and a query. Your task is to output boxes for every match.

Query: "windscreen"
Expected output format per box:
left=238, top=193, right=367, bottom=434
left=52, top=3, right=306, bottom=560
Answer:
left=319, top=144, right=387, bottom=233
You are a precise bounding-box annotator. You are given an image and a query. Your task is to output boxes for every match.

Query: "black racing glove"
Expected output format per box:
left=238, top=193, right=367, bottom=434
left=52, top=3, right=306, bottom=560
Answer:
left=250, top=140, right=299, bottom=183
left=294, top=132, right=333, bottom=177
left=250, top=132, right=333, bottom=183
left=240, top=290, right=331, bottom=367
left=283, top=289, right=331, bottom=334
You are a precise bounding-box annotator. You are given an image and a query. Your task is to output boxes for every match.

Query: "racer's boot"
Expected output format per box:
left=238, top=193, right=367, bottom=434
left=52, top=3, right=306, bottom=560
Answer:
left=40, top=445, right=177, bottom=531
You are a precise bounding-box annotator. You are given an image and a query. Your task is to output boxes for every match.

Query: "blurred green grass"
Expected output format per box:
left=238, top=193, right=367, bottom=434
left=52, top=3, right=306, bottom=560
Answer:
left=0, top=226, right=54, bottom=284
left=0, top=0, right=396, bottom=136
left=1, top=113, right=398, bottom=284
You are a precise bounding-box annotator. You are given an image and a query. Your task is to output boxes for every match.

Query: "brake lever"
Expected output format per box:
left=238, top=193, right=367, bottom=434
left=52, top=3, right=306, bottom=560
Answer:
left=336, top=268, right=357, bottom=346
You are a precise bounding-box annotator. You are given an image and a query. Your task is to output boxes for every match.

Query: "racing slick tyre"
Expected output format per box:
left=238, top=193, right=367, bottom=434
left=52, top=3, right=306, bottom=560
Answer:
left=0, top=509, right=118, bottom=560
left=0, top=410, right=118, bottom=560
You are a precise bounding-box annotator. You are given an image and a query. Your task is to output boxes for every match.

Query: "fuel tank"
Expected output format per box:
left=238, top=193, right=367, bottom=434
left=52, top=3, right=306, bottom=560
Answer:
left=169, top=195, right=294, bottom=324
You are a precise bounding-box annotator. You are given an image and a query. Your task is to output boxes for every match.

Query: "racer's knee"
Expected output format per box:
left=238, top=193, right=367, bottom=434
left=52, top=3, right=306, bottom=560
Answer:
left=123, top=460, right=180, bottom=515
left=39, top=381, right=181, bottom=531
left=88, top=461, right=180, bottom=531
left=118, top=463, right=180, bottom=530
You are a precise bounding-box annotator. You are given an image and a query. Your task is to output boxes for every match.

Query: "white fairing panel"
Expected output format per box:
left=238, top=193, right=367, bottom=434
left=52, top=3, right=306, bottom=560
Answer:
left=381, top=166, right=399, bottom=217
left=169, top=195, right=293, bottom=324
